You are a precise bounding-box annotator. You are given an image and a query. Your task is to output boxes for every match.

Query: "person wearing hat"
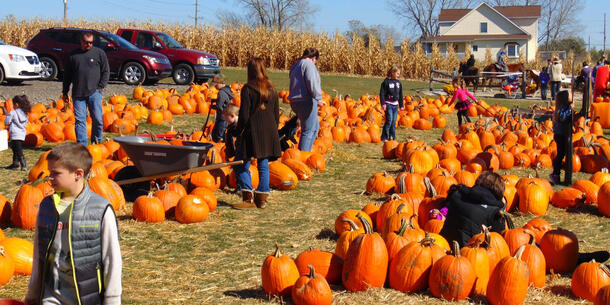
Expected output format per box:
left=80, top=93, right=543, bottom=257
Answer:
left=210, top=74, right=235, bottom=142
left=466, top=54, right=475, bottom=69
left=550, top=57, right=564, bottom=100
left=496, top=50, right=507, bottom=72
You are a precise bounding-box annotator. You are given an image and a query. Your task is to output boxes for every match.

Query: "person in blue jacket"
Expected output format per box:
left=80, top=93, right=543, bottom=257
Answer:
left=379, top=65, right=403, bottom=141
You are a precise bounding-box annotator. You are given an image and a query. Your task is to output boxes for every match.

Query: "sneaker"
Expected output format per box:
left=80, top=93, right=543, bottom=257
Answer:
left=549, top=173, right=560, bottom=185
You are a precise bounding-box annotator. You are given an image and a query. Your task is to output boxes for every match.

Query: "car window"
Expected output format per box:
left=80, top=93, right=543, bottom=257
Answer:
left=94, top=34, right=111, bottom=49
left=156, top=32, right=184, bottom=49
left=106, top=33, right=139, bottom=50
left=49, top=31, right=79, bottom=44
left=120, top=31, right=133, bottom=42
left=136, top=32, right=159, bottom=49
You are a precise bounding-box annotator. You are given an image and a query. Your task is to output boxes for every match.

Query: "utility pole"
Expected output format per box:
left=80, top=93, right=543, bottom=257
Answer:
left=588, top=35, right=591, bottom=52
left=63, top=0, right=67, bottom=26
left=604, top=13, right=607, bottom=54
left=194, top=0, right=199, bottom=27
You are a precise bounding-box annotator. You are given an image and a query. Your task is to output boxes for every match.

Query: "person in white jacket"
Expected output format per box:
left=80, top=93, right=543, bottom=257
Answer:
left=4, top=95, right=30, bottom=170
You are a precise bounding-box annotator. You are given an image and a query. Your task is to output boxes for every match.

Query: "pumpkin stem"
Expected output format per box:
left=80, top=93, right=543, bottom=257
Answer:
left=0, top=246, right=5, bottom=257
left=424, top=177, right=437, bottom=197
left=357, top=213, right=373, bottom=234
left=272, top=243, right=283, bottom=258
left=397, top=217, right=408, bottom=236
left=396, top=203, right=406, bottom=214
left=307, top=265, right=316, bottom=278
left=421, top=232, right=435, bottom=247
left=600, top=264, right=610, bottom=277
left=523, top=229, right=536, bottom=245
left=341, top=217, right=361, bottom=232
left=514, top=245, right=526, bottom=260
left=451, top=240, right=461, bottom=257
left=500, top=210, right=515, bottom=230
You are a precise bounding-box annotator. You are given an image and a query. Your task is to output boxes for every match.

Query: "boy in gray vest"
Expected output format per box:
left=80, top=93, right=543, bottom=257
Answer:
left=25, top=143, right=122, bottom=305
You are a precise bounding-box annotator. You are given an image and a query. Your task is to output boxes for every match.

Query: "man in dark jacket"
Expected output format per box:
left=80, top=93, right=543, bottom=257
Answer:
left=210, top=74, right=235, bottom=142
left=61, top=31, right=109, bottom=146
left=440, top=171, right=507, bottom=247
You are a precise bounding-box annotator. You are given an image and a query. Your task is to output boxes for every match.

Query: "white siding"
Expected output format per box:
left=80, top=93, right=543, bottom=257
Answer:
left=439, top=22, right=454, bottom=35
left=511, top=18, right=538, bottom=61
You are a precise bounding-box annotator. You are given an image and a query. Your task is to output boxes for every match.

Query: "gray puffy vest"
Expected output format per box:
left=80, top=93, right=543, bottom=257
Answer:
left=36, top=184, right=113, bottom=305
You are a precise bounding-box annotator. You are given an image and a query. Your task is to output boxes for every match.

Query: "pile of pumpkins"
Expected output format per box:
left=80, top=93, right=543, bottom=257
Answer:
left=373, top=109, right=610, bottom=218
left=259, top=193, right=610, bottom=304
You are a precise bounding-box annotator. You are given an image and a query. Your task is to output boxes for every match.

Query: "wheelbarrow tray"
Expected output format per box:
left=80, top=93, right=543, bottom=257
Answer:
left=114, top=136, right=214, bottom=177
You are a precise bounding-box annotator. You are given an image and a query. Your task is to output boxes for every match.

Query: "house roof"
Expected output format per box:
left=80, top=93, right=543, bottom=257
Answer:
left=422, top=34, right=530, bottom=43
left=439, top=5, right=541, bottom=21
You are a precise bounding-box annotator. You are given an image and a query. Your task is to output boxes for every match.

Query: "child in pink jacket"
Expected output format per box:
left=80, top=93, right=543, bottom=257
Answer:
left=448, top=78, right=477, bottom=126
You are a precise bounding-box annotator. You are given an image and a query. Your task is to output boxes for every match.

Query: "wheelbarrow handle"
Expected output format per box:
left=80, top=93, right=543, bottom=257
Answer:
left=115, top=160, right=244, bottom=186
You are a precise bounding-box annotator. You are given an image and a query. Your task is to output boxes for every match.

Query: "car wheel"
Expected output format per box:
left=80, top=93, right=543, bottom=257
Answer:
left=40, top=57, right=58, bottom=81
left=172, top=63, right=195, bottom=85
left=0, top=65, right=4, bottom=84
left=122, top=62, right=146, bottom=85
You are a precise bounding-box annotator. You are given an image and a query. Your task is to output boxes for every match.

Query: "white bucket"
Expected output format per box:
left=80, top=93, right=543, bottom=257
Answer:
left=0, top=130, right=8, bottom=151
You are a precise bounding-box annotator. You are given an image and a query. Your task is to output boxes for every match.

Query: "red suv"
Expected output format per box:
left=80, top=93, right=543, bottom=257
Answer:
left=117, top=28, right=220, bottom=85
left=26, top=27, right=173, bottom=85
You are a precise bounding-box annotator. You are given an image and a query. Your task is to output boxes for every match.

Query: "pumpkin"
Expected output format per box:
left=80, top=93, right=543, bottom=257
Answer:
left=335, top=209, right=371, bottom=235
left=502, top=216, right=531, bottom=256
left=366, top=172, right=395, bottom=195
left=88, top=177, right=125, bottom=211
left=291, top=265, right=333, bottom=305
left=132, top=193, right=165, bottom=223
left=167, top=182, right=187, bottom=197
left=388, top=234, right=446, bottom=293
left=269, top=161, right=298, bottom=190
left=597, top=181, right=610, bottom=217
left=428, top=241, right=476, bottom=301
left=11, top=184, right=43, bottom=230
left=335, top=218, right=364, bottom=260
left=539, top=228, right=579, bottom=273
left=595, top=285, right=610, bottom=305
left=175, top=195, right=209, bottom=224
left=571, top=260, right=610, bottom=301
left=521, top=230, right=546, bottom=288
left=0, top=246, right=15, bottom=285
left=394, top=166, right=426, bottom=196
left=460, top=237, right=490, bottom=296
left=154, top=189, right=181, bottom=217
left=28, top=150, right=50, bottom=182
left=486, top=246, right=530, bottom=305
left=0, top=194, right=9, bottom=225
left=261, top=243, right=300, bottom=296
left=572, top=179, right=600, bottom=204
left=0, top=238, right=33, bottom=275
left=382, top=140, right=399, bottom=159
left=523, top=218, right=553, bottom=243
left=376, top=194, right=407, bottom=233
left=382, top=203, right=415, bottom=237
left=384, top=216, right=425, bottom=262
left=306, top=153, right=326, bottom=172
left=518, top=181, right=549, bottom=216
left=283, top=159, right=313, bottom=181
left=294, top=248, right=343, bottom=285
left=551, top=187, right=586, bottom=209
left=189, top=170, right=217, bottom=190
left=341, top=215, right=388, bottom=291
left=469, top=225, right=510, bottom=260
left=189, top=187, right=217, bottom=212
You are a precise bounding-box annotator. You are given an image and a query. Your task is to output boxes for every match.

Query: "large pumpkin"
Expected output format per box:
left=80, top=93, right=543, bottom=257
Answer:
left=460, top=238, right=490, bottom=296
left=428, top=241, right=476, bottom=301
left=551, top=187, right=586, bottom=209
left=291, top=265, right=333, bottom=305
left=341, top=215, right=388, bottom=291
left=521, top=230, right=546, bottom=288
left=518, top=181, right=549, bottom=216
left=269, top=161, right=298, bottom=190
left=0, top=237, right=33, bottom=275
left=11, top=184, right=43, bottom=230
left=487, top=246, right=530, bottom=305
left=571, top=260, right=610, bottom=301
left=175, top=195, right=209, bottom=224
left=388, top=235, right=445, bottom=293
left=294, top=248, right=343, bottom=285
left=261, top=243, right=299, bottom=296
left=539, top=228, right=579, bottom=273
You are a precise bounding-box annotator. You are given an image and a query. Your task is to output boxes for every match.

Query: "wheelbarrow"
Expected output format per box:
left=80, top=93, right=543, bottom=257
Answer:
left=113, top=136, right=242, bottom=200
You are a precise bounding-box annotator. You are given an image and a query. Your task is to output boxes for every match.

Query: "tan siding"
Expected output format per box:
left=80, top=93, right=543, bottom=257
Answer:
left=444, top=5, right=525, bottom=36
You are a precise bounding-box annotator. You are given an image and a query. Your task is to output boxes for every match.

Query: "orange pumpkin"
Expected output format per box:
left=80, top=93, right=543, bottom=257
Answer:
left=262, top=243, right=300, bottom=296
left=0, top=237, right=33, bottom=275
left=175, top=195, right=209, bottom=224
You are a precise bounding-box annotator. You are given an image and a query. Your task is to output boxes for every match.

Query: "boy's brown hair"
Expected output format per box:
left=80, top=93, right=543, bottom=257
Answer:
left=223, top=103, right=239, bottom=116
left=47, top=143, right=93, bottom=176
left=475, top=171, right=505, bottom=201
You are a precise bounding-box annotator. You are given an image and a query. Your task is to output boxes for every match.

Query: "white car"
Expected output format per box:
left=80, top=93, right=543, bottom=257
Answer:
left=0, top=39, right=42, bottom=84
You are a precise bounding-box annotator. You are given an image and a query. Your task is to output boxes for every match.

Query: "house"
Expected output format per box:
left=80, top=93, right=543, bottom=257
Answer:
left=422, top=2, right=541, bottom=63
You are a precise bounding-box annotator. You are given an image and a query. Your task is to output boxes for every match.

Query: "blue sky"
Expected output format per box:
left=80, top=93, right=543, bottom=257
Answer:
left=3, top=0, right=608, bottom=50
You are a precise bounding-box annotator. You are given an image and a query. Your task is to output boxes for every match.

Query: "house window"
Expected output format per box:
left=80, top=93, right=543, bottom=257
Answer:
left=480, top=22, right=487, bottom=33
left=472, top=45, right=478, bottom=52
left=506, top=43, right=520, bottom=57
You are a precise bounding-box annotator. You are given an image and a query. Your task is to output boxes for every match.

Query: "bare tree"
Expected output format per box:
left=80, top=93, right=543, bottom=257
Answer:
left=222, top=0, right=318, bottom=31
left=389, top=0, right=476, bottom=39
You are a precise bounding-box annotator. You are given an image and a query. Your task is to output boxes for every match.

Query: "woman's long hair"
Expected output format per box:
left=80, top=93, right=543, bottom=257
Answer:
left=247, top=57, right=275, bottom=110
left=12, top=95, right=31, bottom=113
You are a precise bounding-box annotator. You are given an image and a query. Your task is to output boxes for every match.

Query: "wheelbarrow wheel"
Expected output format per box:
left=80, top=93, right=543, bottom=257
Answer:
left=113, top=166, right=150, bottom=202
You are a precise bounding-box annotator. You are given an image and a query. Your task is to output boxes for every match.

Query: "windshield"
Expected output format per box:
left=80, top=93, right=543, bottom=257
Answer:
left=156, top=32, right=184, bottom=49
left=106, top=33, right=139, bottom=50
left=0, top=39, right=5, bottom=45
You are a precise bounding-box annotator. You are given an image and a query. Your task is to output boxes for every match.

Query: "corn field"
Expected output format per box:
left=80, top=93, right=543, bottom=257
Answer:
left=0, top=16, right=578, bottom=79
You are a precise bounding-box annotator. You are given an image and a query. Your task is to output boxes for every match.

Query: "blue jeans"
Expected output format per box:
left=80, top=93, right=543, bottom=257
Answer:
left=381, top=104, right=398, bottom=141
left=540, top=83, right=548, bottom=100
left=73, top=91, right=103, bottom=146
left=235, top=157, right=270, bottom=193
left=211, top=116, right=228, bottom=142
left=550, top=81, right=561, bottom=100
left=290, top=99, right=319, bottom=152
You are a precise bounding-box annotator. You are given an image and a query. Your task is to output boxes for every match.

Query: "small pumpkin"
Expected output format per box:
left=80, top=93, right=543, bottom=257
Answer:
left=428, top=241, right=476, bottom=301
left=175, top=195, right=209, bottom=224
left=132, top=193, right=165, bottom=223
left=571, top=260, right=610, bottom=301
left=261, top=243, right=300, bottom=296
left=291, top=265, right=333, bottom=305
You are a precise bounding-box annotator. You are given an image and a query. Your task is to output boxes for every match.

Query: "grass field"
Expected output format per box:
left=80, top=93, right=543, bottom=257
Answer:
left=0, top=69, right=608, bottom=304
